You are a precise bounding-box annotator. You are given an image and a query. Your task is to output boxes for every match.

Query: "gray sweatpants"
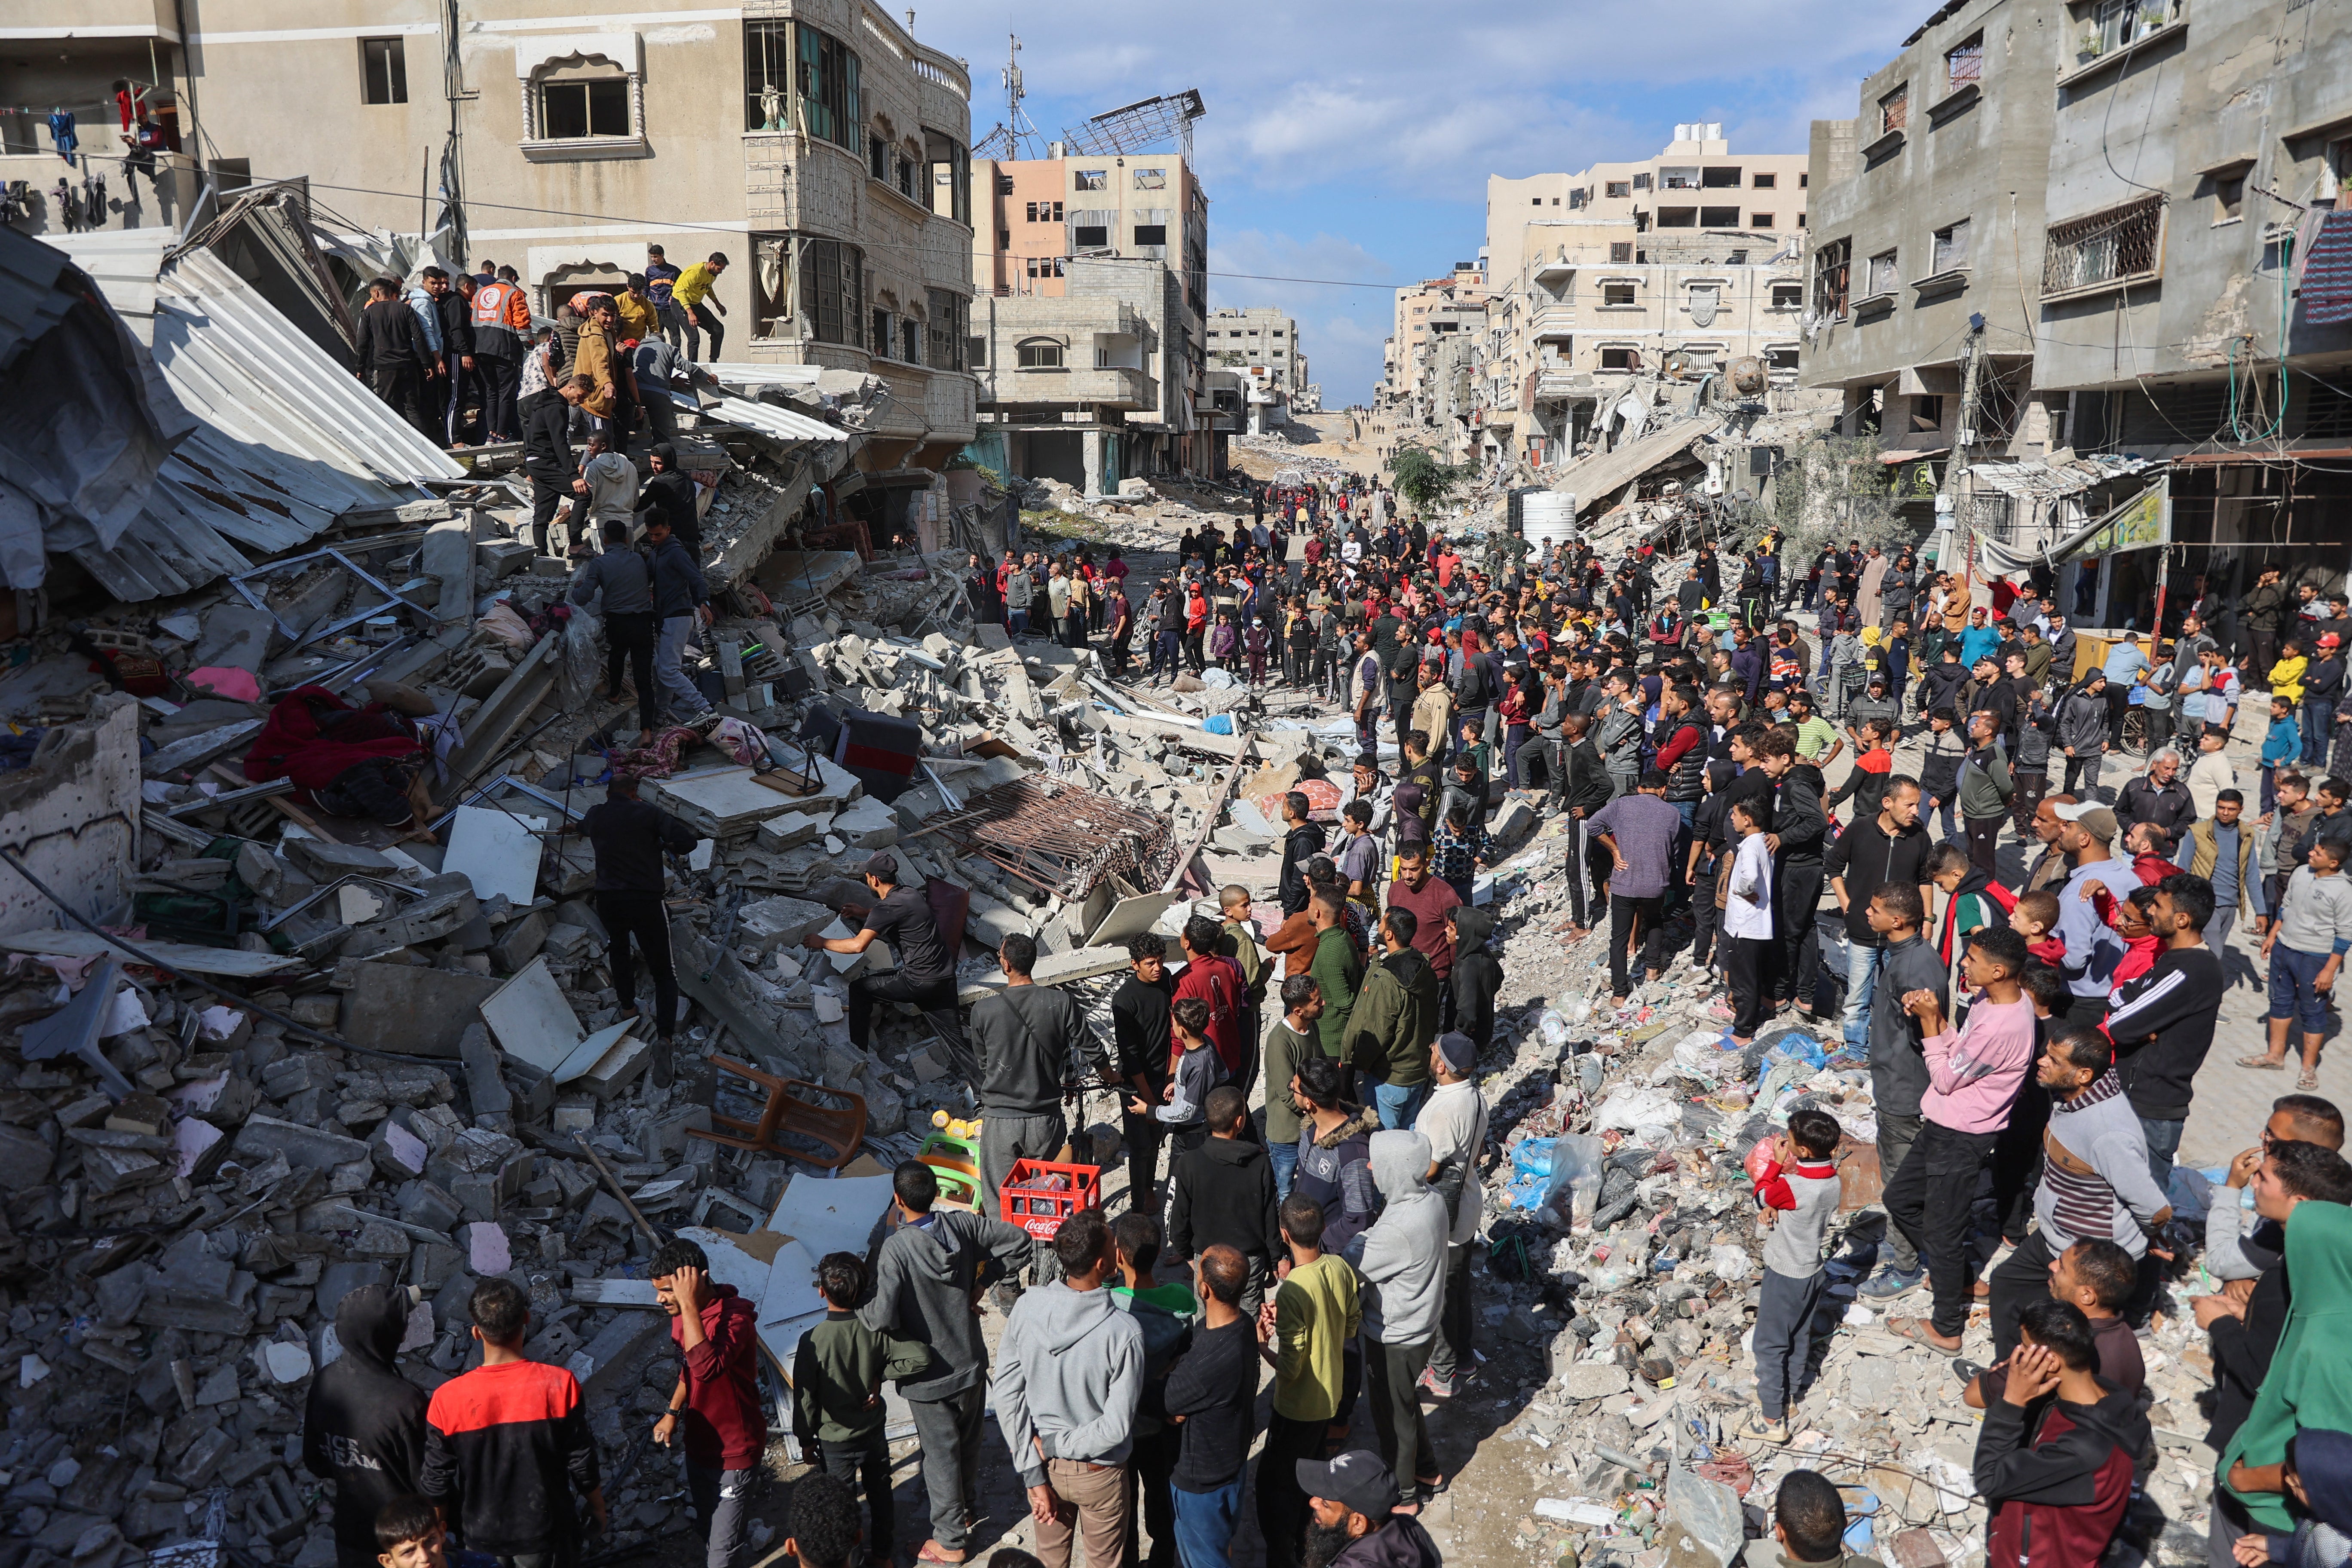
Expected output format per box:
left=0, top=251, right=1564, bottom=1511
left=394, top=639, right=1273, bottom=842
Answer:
left=656, top=613, right=710, bottom=721
left=1874, top=1109, right=1923, bottom=1274
left=906, top=1385, right=988, bottom=1553
left=1752, top=1265, right=1830, bottom=1418
left=688, top=1464, right=754, bottom=1568
left=980, top=1108, right=1068, bottom=1211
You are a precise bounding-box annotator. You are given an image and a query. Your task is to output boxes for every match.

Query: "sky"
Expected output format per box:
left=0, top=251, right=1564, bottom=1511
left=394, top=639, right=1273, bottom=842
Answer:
left=917, top=0, right=1922, bottom=408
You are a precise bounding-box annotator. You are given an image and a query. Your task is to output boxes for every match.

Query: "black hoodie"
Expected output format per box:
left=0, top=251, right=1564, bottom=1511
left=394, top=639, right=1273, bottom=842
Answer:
left=1448, top=905, right=1502, bottom=1052
left=1167, top=1133, right=1281, bottom=1265
left=303, top=1284, right=430, bottom=1555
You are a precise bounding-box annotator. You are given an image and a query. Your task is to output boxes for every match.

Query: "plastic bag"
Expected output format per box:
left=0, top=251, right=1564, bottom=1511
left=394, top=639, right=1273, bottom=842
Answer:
left=1742, top=1135, right=1780, bottom=1184
left=1709, top=1243, right=1754, bottom=1282
left=1513, top=1137, right=1559, bottom=1181
left=1537, top=1008, right=1573, bottom=1050
left=1543, top=1133, right=1604, bottom=1230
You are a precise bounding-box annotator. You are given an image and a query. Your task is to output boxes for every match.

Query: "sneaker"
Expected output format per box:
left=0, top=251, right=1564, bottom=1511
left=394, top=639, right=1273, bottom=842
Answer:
left=1952, top=1358, right=1987, bottom=1387
left=1417, top=1368, right=1456, bottom=1401
left=1858, top=1266, right=1926, bottom=1301
left=1740, top=1413, right=1790, bottom=1444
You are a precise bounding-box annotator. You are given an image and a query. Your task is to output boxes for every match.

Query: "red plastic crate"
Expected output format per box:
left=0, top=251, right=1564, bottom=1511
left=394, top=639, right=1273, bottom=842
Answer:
left=998, top=1158, right=1102, bottom=1238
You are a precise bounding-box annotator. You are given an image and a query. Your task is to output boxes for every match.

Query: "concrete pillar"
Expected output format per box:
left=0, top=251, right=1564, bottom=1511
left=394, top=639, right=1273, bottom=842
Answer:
left=1082, top=428, right=1106, bottom=497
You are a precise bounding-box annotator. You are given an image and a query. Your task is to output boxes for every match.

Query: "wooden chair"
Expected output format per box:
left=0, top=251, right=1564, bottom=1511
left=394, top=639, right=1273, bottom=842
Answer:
left=688, top=1056, right=867, bottom=1170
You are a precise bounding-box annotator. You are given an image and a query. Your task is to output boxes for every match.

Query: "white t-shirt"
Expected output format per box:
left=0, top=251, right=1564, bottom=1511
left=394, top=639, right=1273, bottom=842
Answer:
left=1414, top=1079, right=1488, bottom=1247
left=1724, top=832, right=1775, bottom=939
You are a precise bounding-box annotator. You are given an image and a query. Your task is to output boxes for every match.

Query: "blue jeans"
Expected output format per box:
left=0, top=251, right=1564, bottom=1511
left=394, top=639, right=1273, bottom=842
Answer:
left=2138, top=1114, right=2184, bottom=1201
left=2268, top=943, right=2332, bottom=1035
left=1007, top=608, right=1029, bottom=637
left=655, top=614, right=710, bottom=720
left=1371, top=1079, right=1427, bottom=1130
left=1841, top=937, right=1878, bottom=1052
left=1268, top=1136, right=1298, bottom=1200
left=2306, top=698, right=2338, bottom=766
left=1170, top=1480, right=1243, bottom=1568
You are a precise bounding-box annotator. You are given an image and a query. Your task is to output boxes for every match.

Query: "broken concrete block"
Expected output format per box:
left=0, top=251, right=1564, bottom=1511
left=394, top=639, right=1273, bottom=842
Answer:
left=339, top=961, right=505, bottom=1059
left=396, top=1179, right=465, bottom=1233
left=1664, top=1466, right=1746, bottom=1568
left=566, top=1312, right=666, bottom=1396
left=832, top=796, right=902, bottom=849
left=457, top=1022, right=513, bottom=1121
left=234, top=1115, right=371, bottom=1173
left=756, top=810, right=826, bottom=851
left=737, top=895, right=833, bottom=953
left=0, top=1123, right=56, bottom=1188
left=490, top=910, right=548, bottom=971
left=368, top=1118, right=430, bottom=1181
left=283, top=838, right=403, bottom=883
left=422, top=517, right=475, bottom=621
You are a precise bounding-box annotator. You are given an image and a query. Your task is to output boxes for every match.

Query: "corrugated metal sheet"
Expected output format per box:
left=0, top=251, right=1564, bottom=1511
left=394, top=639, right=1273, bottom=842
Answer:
left=703, top=361, right=824, bottom=389
left=1969, top=455, right=2160, bottom=499
left=693, top=391, right=850, bottom=445
left=48, top=233, right=464, bottom=600
left=0, top=229, right=72, bottom=367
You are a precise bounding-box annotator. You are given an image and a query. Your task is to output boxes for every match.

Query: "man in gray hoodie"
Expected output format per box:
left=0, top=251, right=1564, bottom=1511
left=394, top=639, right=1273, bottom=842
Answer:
left=860, top=1162, right=1035, bottom=1567
left=993, top=1208, right=1147, bottom=1568
left=971, top=933, right=1122, bottom=1208
left=1343, top=1130, right=1451, bottom=1510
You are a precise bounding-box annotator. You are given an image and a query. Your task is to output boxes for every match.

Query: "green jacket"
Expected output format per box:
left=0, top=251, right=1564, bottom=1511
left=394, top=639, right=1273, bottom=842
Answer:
left=1308, top=926, right=1362, bottom=1058
left=1222, top=917, right=1267, bottom=1006
left=1954, top=738, right=2012, bottom=820
left=792, top=1310, right=931, bottom=1444
left=1343, top=946, right=1439, bottom=1086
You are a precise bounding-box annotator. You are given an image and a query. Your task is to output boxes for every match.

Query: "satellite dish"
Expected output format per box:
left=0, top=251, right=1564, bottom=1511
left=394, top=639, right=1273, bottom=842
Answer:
left=1728, top=356, right=1767, bottom=395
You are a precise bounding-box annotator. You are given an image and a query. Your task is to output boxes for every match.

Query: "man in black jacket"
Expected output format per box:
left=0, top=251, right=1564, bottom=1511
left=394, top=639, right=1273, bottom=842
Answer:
left=356, top=276, right=432, bottom=435
left=639, top=442, right=703, bottom=557
left=2102, top=874, right=2226, bottom=1188
left=1166, top=1087, right=1281, bottom=1314
left=418, top=266, right=475, bottom=448
left=1756, top=728, right=1829, bottom=1011
left=2117, top=751, right=2196, bottom=845
left=1111, top=932, right=1176, bottom=1204
left=1161, top=1245, right=1262, bottom=1568
left=1823, top=775, right=1931, bottom=1052
left=303, top=1284, right=429, bottom=1568
left=1277, top=791, right=1326, bottom=918
left=566, top=772, right=698, bottom=1067
left=522, top=376, right=588, bottom=554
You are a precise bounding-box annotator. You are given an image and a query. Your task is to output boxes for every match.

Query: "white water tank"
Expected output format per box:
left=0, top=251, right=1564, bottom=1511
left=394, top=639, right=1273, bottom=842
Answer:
left=1522, top=491, right=1578, bottom=551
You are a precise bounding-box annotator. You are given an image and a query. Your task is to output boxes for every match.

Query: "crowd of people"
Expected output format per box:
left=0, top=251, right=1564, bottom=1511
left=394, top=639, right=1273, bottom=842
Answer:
left=296, top=489, right=2352, bottom=1568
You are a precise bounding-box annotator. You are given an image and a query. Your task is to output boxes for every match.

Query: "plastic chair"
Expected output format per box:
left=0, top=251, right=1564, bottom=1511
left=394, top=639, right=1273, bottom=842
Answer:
left=688, top=1056, right=867, bottom=1170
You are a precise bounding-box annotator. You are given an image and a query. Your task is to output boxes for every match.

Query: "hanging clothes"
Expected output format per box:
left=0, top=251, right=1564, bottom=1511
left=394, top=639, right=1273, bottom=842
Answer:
left=47, top=110, right=76, bottom=162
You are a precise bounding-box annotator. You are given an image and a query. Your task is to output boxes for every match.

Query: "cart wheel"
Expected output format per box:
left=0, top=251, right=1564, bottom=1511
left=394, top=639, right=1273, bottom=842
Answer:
left=2121, top=710, right=2149, bottom=754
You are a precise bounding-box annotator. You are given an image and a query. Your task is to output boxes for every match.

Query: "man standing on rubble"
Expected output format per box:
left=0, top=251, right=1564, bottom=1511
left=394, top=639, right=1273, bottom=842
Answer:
left=357, top=275, right=433, bottom=436
left=303, top=1283, right=429, bottom=1568
left=523, top=376, right=589, bottom=556
left=567, top=771, right=697, bottom=1072
left=570, top=520, right=659, bottom=737
left=968, top=932, right=1116, bottom=1207
left=807, top=852, right=970, bottom=1084
left=1279, top=791, right=1326, bottom=919
left=646, top=509, right=714, bottom=724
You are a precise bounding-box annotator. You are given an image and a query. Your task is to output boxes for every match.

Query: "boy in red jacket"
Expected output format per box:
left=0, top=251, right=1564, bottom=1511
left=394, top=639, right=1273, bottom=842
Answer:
left=653, top=1240, right=769, bottom=1568
left=1973, top=1299, right=2147, bottom=1568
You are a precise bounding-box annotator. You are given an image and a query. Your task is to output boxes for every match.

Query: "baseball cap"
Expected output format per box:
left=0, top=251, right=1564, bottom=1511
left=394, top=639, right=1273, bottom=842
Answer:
left=2323, top=633, right=2343, bottom=649
left=862, top=851, right=901, bottom=880
left=1296, top=1451, right=1399, bottom=1518
left=2052, top=802, right=2118, bottom=841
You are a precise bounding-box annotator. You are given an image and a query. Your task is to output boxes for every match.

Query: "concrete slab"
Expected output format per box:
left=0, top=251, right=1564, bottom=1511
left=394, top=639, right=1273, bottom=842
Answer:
left=443, top=805, right=546, bottom=905
left=478, top=956, right=582, bottom=1075
left=766, top=1172, right=894, bottom=1263
left=191, top=604, right=279, bottom=674
left=1087, top=891, right=1183, bottom=948
left=340, top=962, right=505, bottom=1059
left=646, top=767, right=808, bottom=837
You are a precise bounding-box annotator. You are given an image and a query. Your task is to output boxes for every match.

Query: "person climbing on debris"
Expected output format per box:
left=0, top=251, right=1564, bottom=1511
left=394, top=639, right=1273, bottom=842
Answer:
left=808, top=851, right=970, bottom=1087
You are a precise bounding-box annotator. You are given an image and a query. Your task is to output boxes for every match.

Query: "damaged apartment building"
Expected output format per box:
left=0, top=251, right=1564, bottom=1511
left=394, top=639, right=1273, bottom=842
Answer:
left=1803, top=0, right=2352, bottom=622
left=966, top=130, right=1220, bottom=493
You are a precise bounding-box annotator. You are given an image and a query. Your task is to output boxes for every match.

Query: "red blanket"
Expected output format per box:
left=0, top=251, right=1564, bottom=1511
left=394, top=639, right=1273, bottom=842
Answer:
left=242, top=686, right=421, bottom=791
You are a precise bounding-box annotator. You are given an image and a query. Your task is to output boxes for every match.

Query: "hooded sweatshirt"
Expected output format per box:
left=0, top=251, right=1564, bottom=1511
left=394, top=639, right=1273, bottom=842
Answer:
left=860, top=1208, right=1039, bottom=1402
left=1345, top=945, right=1439, bottom=1087
left=1975, top=1380, right=2150, bottom=1568
left=671, top=1281, right=768, bottom=1469
left=1167, top=1133, right=1281, bottom=1265
left=2220, top=1203, right=2352, bottom=1532
left=992, top=1280, right=1146, bottom=1484
left=1296, top=1106, right=1382, bottom=1254
left=303, top=1284, right=429, bottom=1555
left=1448, top=905, right=1502, bottom=1052
left=2259, top=1427, right=2352, bottom=1568
left=1343, top=1130, right=1450, bottom=1345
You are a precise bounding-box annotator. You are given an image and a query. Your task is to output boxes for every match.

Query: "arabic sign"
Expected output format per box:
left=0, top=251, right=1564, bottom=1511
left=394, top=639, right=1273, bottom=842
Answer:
left=2067, top=475, right=2168, bottom=560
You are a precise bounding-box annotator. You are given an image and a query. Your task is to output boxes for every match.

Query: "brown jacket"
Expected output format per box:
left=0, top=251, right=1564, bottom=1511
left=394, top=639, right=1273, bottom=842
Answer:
left=571, top=322, right=616, bottom=416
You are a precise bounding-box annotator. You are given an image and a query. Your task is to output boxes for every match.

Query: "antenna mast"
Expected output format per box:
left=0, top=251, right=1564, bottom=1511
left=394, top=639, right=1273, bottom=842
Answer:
left=974, top=34, right=1040, bottom=160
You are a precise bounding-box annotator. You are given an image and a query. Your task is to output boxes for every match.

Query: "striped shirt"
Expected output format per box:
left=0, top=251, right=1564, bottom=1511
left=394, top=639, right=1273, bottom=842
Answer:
left=2046, top=1070, right=2128, bottom=1244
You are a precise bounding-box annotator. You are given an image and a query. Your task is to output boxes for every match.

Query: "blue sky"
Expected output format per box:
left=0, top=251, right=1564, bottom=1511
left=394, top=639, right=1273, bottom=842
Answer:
left=918, top=0, right=1922, bottom=406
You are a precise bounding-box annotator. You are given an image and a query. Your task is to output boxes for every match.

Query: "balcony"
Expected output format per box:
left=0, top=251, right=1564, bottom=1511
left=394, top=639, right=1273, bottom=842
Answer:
left=0, top=0, right=177, bottom=36
left=0, top=150, right=202, bottom=237
left=1533, top=255, right=1575, bottom=283
left=1529, top=306, right=1575, bottom=340
left=1534, top=369, right=1586, bottom=400
left=987, top=363, right=1157, bottom=409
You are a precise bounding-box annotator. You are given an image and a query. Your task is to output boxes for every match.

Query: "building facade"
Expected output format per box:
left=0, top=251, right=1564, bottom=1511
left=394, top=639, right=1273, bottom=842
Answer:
left=0, top=0, right=981, bottom=463
left=1483, top=127, right=1812, bottom=471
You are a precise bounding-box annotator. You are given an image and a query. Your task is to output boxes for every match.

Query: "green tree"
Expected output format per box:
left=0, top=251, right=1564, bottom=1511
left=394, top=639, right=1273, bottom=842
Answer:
left=1387, top=446, right=1470, bottom=511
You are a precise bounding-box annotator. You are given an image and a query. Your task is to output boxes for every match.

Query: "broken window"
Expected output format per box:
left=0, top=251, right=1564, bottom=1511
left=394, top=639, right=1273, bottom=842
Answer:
left=1075, top=169, right=1107, bottom=190
left=1753, top=172, right=1776, bottom=189
left=968, top=334, right=986, bottom=366
left=2213, top=172, right=2246, bottom=223
left=361, top=37, right=407, bottom=105
left=1073, top=220, right=1109, bottom=249
left=1912, top=394, right=1944, bottom=432
left=1600, top=346, right=1638, bottom=370
left=1603, top=282, right=1637, bottom=305
left=743, top=20, right=788, bottom=130
left=1017, top=337, right=1064, bottom=368
left=1867, top=248, right=1899, bottom=295
left=1946, top=33, right=1983, bottom=89
left=871, top=308, right=892, bottom=357
left=1771, top=281, right=1803, bottom=309
left=796, top=23, right=860, bottom=149
left=798, top=236, right=863, bottom=346
left=1702, top=166, right=1742, bottom=188
left=1812, top=236, right=1851, bottom=318
left=1024, top=201, right=1037, bottom=222
left=870, top=136, right=889, bottom=180
left=1766, top=346, right=1800, bottom=370
left=539, top=74, right=629, bottom=140
left=1700, top=206, right=1740, bottom=227
left=1606, top=180, right=1632, bottom=198
left=1752, top=212, right=1776, bottom=229
left=1661, top=167, right=1700, bottom=190
left=996, top=174, right=1015, bottom=195
left=2093, top=0, right=2176, bottom=52
left=1658, top=208, right=1697, bottom=228
left=1932, top=218, right=1972, bottom=273
left=927, top=287, right=966, bottom=370
left=1632, top=173, right=1652, bottom=190
left=1880, top=84, right=1908, bottom=134
left=751, top=233, right=792, bottom=337
left=901, top=318, right=920, bottom=363
left=1133, top=224, right=1167, bottom=247
left=1134, top=168, right=1166, bottom=190
left=925, top=129, right=969, bottom=226
left=2043, top=195, right=2164, bottom=294
left=1609, top=242, right=1633, bottom=264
